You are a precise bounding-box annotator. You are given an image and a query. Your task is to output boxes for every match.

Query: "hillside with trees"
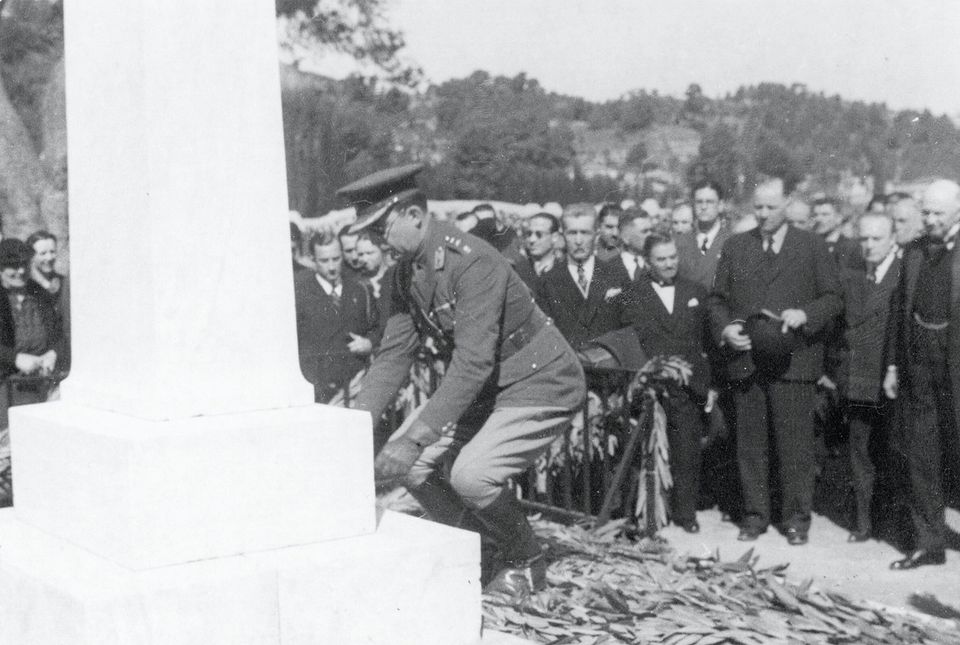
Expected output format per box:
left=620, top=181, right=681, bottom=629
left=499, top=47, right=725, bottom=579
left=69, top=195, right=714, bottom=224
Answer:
left=3, top=0, right=960, bottom=231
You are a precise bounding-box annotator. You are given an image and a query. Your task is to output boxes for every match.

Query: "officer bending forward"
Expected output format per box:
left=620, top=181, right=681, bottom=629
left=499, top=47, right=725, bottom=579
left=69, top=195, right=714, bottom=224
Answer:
left=340, top=164, right=585, bottom=598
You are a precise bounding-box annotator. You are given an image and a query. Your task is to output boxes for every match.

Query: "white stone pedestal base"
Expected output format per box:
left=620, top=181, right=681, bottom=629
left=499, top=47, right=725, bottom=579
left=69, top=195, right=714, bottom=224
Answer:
left=0, top=510, right=481, bottom=645
left=10, top=402, right=376, bottom=570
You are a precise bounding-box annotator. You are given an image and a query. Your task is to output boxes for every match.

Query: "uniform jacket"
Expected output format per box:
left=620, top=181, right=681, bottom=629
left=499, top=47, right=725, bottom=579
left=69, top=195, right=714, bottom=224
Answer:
left=838, top=257, right=900, bottom=403
left=676, top=223, right=734, bottom=290
left=619, top=276, right=711, bottom=397
left=294, top=271, right=380, bottom=399
left=356, top=220, right=585, bottom=439
left=538, top=257, right=626, bottom=350
left=887, top=237, right=960, bottom=426
left=708, top=226, right=843, bottom=382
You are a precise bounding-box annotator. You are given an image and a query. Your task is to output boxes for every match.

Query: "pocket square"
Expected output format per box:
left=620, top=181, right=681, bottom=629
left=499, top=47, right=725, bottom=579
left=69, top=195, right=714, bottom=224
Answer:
left=605, top=287, right=623, bottom=301
left=688, top=298, right=699, bottom=307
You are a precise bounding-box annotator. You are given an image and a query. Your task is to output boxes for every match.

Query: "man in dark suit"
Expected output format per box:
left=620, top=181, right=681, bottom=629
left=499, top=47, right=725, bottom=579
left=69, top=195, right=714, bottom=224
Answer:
left=595, top=203, right=623, bottom=262
left=676, top=180, right=734, bottom=290
left=708, top=178, right=843, bottom=545
left=294, top=231, right=380, bottom=404
left=619, top=232, right=716, bottom=532
left=885, top=179, right=960, bottom=569
left=605, top=208, right=653, bottom=285
left=837, top=213, right=900, bottom=542
left=813, top=197, right=860, bottom=268
left=539, top=203, right=626, bottom=350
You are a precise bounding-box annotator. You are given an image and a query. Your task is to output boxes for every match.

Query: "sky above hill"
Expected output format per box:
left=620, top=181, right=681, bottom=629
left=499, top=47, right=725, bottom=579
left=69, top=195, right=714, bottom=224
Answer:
left=379, top=0, right=960, bottom=116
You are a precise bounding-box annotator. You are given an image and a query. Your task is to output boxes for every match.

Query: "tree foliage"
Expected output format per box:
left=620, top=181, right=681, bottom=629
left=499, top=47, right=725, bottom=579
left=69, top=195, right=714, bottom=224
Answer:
left=276, top=0, right=421, bottom=86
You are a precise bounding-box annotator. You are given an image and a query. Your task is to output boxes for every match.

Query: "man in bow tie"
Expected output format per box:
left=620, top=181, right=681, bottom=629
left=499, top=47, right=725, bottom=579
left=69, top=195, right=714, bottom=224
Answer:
left=619, top=232, right=716, bottom=533
left=708, top=177, right=842, bottom=546
left=885, top=179, right=960, bottom=570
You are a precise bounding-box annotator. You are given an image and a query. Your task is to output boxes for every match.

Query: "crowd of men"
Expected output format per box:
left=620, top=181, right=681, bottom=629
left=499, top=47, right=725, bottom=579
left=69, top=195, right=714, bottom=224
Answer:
left=290, top=163, right=959, bottom=597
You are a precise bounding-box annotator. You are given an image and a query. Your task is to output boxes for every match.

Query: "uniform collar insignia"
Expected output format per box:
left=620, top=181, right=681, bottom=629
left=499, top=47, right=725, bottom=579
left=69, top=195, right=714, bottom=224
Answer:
left=434, top=245, right=445, bottom=270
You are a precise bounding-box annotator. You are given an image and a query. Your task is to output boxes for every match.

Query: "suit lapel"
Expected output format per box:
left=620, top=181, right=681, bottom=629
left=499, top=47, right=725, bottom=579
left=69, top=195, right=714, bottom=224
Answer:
left=579, top=263, right=607, bottom=327
left=639, top=279, right=675, bottom=331
left=744, top=229, right=768, bottom=281
left=904, top=246, right=922, bottom=322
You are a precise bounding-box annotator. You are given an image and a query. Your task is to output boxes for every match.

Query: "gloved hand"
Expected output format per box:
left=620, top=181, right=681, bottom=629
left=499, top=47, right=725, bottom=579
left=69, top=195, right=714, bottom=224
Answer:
left=374, top=435, right=425, bottom=485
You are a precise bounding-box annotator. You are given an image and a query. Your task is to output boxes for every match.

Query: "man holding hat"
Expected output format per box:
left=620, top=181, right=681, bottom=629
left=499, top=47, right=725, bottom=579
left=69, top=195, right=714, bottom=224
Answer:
left=708, top=177, right=842, bottom=546
left=339, top=164, right=585, bottom=598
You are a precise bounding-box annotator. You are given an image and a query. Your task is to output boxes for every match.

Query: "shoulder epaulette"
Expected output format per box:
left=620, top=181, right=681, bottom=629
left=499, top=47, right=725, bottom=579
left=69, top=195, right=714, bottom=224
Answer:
left=443, top=234, right=472, bottom=255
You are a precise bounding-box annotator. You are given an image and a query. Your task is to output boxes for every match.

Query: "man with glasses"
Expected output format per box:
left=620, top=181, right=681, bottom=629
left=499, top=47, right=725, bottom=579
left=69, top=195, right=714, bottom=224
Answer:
left=339, top=164, right=585, bottom=599
left=522, top=213, right=560, bottom=277
left=676, top=180, right=733, bottom=290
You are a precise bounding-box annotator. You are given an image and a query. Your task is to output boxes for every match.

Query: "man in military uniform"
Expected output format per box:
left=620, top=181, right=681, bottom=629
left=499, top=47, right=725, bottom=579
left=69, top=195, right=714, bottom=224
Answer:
left=339, top=164, right=586, bottom=598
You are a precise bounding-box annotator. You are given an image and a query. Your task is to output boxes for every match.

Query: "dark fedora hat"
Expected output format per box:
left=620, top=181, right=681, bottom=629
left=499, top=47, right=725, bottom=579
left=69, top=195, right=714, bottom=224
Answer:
left=745, top=312, right=803, bottom=374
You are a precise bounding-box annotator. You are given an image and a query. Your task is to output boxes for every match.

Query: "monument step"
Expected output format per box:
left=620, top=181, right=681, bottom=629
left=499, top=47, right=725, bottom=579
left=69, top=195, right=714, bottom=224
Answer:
left=10, top=402, right=376, bottom=570
left=0, top=509, right=480, bottom=644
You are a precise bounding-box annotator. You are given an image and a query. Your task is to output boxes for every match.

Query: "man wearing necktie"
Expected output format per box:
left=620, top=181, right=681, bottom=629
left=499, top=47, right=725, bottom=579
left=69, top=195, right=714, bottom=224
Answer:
left=539, top=204, right=625, bottom=350
left=708, top=177, right=842, bottom=546
left=885, top=179, right=960, bottom=570
left=339, top=165, right=585, bottom=599
left=293, top=231, right=380, bottom=404
left=676, top=180, right=734, bottom=291
left=836, top=213, right=901, bottom=543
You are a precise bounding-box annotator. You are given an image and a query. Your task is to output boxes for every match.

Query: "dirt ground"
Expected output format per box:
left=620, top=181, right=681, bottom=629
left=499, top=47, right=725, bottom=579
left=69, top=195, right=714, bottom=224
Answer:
left=659, top=507, right=960, bottom=621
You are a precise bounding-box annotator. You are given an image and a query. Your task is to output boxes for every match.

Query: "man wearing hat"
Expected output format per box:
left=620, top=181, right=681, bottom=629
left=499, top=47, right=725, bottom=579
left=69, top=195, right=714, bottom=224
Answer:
left=708, top=177, right=842, bottom=546
left=340, top=164, right=585, bottom=598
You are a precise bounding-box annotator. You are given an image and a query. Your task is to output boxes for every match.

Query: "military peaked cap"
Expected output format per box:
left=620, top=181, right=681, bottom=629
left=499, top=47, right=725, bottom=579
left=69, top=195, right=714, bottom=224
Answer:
left=337, top=163, right=425, bottom=234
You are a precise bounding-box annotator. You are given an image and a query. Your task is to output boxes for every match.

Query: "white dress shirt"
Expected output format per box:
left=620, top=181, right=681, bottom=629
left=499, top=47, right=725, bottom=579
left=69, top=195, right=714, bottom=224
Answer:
left=315, top=274, right=342, bottom=298
left=762, top=223, right=789, bottom=254
left=620, top=251, right=645, bottom=281
left=870, top=249, right=897, bottom=284
left=695, top=220, right=722, bottom=252
left=650, top=281, right=676, bottom=314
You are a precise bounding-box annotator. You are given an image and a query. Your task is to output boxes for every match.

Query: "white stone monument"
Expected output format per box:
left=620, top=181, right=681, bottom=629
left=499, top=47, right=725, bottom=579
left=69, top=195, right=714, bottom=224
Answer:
left=0, top=2, right=484, bottom=643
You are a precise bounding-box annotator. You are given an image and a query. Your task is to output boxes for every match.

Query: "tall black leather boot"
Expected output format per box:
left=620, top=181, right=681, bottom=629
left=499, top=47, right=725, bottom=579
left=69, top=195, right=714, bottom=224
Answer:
left=405, top=472, right=500, bottom=581
left=473, top=487, right=546, bottom=598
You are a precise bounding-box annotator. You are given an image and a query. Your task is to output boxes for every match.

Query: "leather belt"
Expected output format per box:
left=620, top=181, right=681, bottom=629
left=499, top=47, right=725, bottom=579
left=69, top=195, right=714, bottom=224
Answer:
left=501, top=307, right=549, bottom=361
left=913, top=312, right=949, bottom=331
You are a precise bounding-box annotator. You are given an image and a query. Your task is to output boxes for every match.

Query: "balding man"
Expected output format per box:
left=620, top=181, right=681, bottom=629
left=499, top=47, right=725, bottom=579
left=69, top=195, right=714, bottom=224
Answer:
left=885, top=179, right=960, bottom=569
left=709, top=178, right=842, bottom=546
left=837, top=213, right=900, bottom=542
left=890, top=196, right=925, bottom=251
left=785, top=199, right=813, bottom=231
